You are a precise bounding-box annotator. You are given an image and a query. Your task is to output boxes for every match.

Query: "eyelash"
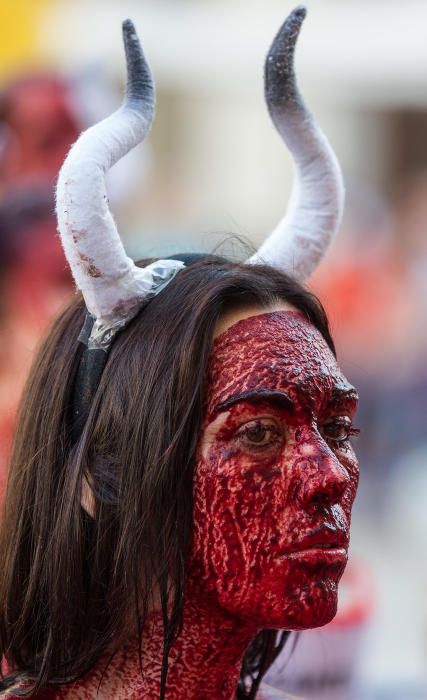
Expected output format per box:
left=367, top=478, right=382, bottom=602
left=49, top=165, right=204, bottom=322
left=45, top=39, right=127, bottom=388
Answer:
left=321, top=417, right=360, bottom=445
left=236, top=419, right=283, bottom=452
left=232, top=416, right=360, bottom=453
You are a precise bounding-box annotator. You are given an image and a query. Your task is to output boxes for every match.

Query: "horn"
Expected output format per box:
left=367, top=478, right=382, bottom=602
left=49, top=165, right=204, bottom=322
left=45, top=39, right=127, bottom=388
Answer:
left=56, top=19, right=183, bottom=343
left=247, top=6, right=345, bottom=283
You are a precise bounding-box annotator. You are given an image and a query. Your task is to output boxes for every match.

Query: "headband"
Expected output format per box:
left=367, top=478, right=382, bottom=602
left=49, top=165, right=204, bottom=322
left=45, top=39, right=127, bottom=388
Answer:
left=55, top=7, right=344, bottom=441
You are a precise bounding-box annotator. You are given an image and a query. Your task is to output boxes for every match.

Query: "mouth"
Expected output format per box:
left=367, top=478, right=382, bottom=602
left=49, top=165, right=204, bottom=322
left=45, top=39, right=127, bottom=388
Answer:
left=286, top=546, right=348, bottom=562
left=278, top=526, right=349, bottom=560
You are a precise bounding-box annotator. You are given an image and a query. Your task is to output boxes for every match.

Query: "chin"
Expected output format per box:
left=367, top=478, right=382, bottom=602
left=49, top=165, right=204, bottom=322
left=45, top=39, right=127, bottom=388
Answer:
left=241, top=583, right=339, bottom=631
left=222, top=562, right=343, bottom=631
left=285, top=580, right=339, bottom=631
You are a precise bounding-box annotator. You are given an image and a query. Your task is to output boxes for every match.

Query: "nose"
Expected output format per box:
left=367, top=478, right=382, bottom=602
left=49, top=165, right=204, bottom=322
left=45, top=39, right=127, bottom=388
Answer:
left=295, top=437, right=350, bottom=510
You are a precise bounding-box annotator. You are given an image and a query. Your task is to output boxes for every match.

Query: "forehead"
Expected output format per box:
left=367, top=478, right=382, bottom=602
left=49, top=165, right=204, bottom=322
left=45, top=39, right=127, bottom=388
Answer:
left=205, top=311, right=353, bottom=417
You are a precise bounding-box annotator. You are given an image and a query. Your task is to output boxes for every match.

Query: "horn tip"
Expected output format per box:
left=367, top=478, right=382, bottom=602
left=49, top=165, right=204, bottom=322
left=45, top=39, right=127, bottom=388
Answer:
left=293, top=5, right=307, bottom=20
left=265, top=4, right=308, bottom=114
left=270, top=5, right=307, bottom=60
left=286, top=5, right=307, bottom=30
left=122, top=18, right=137, bottom=38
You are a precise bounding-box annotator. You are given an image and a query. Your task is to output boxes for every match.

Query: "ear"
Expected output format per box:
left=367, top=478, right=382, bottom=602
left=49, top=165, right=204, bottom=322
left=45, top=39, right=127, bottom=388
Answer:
left=81, top=474, right=96, bottom=518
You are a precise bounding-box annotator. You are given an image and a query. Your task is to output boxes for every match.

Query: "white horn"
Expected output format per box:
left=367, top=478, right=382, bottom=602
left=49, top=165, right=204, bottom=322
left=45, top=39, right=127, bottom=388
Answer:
left=247, top=6, right=345, bottom=283
left=56, top=19, right=183, bottom=344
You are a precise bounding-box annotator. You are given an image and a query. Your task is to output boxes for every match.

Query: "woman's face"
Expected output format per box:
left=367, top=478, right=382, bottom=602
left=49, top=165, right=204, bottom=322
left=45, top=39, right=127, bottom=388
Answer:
left=188, top=306, right=359, bottom=631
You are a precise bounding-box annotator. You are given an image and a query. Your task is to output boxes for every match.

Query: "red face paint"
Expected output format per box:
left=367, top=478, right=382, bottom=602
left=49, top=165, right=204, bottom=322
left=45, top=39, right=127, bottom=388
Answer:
left=189, top=310, right=359, bottom=631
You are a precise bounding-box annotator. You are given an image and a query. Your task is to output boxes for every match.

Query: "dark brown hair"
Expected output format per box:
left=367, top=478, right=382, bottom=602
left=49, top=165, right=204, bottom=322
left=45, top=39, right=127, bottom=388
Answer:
left=0, top=256, right=335, bottom=698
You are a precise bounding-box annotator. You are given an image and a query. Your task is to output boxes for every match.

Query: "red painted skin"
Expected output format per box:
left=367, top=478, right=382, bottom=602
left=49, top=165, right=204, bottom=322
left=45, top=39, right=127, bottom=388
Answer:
left=189, top=310, right=359, bottom=631
left=4, top=310, right=359, bottom=699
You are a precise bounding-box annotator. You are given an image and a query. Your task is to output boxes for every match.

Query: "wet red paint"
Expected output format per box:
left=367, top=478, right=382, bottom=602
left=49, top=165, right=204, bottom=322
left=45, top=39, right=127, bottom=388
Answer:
left=4, top=310, right=359, bottom=699
left=189, top=310, right=359, bottom=636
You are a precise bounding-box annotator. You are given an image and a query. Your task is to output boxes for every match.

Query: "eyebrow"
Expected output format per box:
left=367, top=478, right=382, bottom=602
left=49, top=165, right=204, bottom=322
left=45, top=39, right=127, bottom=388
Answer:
left=214, top=389, right=294, bottom=415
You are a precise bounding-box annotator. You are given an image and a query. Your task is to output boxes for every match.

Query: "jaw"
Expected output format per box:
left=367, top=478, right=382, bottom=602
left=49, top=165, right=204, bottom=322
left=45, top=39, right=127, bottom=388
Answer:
left=208, top=557, right=345, bottom=632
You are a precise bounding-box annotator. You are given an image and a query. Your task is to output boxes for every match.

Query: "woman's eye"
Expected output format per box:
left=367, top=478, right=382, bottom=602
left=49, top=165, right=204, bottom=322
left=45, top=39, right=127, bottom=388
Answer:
left=236, top=419, right=283, bottom=451
left=322, top=417, right=359, bottom=444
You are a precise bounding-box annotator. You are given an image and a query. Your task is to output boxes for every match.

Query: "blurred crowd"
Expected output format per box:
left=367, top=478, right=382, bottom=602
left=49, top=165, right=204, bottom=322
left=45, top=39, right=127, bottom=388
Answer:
left=0, top=56, right=425, bottom=700
left=0, top=73, right=76, bottom=494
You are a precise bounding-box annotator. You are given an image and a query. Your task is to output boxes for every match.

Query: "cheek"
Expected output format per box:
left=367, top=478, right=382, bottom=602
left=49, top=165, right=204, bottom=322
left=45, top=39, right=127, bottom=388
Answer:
left=191, top=442, right=282, bottom=559
left=188, top=438, right=357, bottom=630
left=336, top=446, right=359, bottom=514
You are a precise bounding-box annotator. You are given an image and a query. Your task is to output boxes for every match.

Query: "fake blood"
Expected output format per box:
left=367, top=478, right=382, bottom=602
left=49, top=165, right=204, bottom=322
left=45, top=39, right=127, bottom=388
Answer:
left=190, top=311, right=359, bottom=636
left=10, top=311, right=359, bottom=699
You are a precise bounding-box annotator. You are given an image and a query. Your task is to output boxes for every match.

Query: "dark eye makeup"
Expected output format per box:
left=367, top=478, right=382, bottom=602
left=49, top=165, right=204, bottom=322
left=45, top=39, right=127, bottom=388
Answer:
left=213, top=400, right=360, bottom=457
left=235, top=418, right=284, bottom=453
left=321, top=416, right=360, bottom=444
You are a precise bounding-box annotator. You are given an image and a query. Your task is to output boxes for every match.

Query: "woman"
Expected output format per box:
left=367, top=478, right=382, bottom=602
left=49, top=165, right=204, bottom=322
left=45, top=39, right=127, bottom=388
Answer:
left=0, top=8, right=359, bottom=699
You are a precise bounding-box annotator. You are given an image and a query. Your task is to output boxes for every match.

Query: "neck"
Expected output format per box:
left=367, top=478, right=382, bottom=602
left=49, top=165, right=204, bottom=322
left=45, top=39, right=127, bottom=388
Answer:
left=60, top=593, right=257, bottom=700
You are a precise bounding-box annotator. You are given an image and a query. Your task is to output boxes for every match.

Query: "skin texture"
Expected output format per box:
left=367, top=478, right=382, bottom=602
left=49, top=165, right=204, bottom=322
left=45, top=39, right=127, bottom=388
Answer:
left=7, top=308, right=359, bottom=699
left=189, top=310, right=359, bottom=633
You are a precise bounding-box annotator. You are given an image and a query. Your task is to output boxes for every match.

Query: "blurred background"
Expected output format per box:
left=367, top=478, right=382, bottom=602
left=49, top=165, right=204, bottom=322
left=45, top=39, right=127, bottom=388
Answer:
left=0, top=0, right=426, bottom=698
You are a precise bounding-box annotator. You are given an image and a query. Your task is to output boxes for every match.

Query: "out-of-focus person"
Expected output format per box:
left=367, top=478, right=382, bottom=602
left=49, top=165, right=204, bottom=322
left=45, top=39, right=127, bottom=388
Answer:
left=0, top=75, right=80, bottom=496
left=0, top=75, right=79, bottom=191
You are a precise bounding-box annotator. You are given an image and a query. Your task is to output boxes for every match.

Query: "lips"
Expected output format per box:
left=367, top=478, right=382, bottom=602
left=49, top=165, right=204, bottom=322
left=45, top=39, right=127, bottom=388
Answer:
left=285, top=547, right=348, bottom=569
left=278, top=527, right=349, bottom=568
left=286, top=525, right=349, bottom=554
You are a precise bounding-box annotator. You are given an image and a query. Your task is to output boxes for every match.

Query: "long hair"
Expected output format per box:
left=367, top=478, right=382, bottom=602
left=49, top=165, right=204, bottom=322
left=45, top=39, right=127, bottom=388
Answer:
left=0, top=257, right=335, bottom=698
